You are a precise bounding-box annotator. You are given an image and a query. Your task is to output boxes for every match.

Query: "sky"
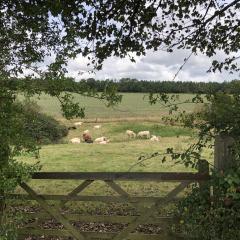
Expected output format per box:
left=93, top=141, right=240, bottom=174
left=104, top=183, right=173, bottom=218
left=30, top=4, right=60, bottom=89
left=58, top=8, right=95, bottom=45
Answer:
left=66, top=49, right=239, bottom=82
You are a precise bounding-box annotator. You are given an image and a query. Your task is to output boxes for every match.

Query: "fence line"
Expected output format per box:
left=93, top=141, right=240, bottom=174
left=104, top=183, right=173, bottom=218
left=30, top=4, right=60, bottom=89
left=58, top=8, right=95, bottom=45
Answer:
left=3, top=164, right=210, bottom=240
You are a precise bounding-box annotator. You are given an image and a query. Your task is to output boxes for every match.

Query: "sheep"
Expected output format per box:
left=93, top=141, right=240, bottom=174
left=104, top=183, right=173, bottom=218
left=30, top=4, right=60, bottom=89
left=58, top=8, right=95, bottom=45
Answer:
left=150, top=135, right=160, bottom=142
left=94, top=125, right=101, bottom=129
left=83, top=133, right=93, bottom=143
left=137, top=131, right=150, bottom=139
left=83, top=129, right=90, bottom=134
left=126, top=130, right=136, bottom=138
left=70, top=137, right=81, bottom=144
left=74, top=121, right=83, bottom=126
left=95, top=136, right=107, bottom=143
left=99, top=140, right=110, bottom=144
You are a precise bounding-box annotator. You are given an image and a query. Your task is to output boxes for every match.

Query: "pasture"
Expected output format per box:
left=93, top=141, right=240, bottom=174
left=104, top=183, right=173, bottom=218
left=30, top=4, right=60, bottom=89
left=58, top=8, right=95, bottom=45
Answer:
left=22, top=93, right=197, bottom=121
left=16, top=93, right=212, bottom=213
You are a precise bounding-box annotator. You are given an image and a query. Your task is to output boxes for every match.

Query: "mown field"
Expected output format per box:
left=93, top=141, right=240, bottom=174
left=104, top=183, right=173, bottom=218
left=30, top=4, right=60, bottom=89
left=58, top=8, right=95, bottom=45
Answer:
left=21, top=93, right=197, bottom=121
left=16, top=93, right=212, bottom=212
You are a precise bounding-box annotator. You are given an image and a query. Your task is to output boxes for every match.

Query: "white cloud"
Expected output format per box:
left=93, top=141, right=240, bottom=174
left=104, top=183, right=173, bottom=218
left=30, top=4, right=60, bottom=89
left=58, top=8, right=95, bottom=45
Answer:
left=66, top=49, right=239, bottom=82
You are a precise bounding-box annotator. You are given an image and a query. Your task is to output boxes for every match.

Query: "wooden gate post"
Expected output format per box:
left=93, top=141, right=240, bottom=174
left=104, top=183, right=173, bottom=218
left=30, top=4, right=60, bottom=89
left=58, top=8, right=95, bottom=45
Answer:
left=214, top=135, right=235, bottom=171
left=198, top=159, right=210, bottom=194
left=0, top=190, right=4, bottom=225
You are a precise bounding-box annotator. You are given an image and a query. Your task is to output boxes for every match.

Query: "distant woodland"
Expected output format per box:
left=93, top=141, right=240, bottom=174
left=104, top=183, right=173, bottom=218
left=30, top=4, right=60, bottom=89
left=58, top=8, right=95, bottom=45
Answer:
left=80, top=78, right=240, bottom=94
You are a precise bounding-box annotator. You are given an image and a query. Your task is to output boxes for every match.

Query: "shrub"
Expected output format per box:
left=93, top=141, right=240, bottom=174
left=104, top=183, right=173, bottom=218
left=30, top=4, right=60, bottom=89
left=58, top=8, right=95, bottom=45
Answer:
left=175, top=170, right=240, bottom=240
left=20, top=100, right=68, bottom=144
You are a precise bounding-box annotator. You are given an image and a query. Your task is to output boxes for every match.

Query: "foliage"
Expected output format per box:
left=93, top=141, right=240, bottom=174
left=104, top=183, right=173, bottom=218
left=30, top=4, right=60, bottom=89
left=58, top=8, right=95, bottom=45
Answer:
left=0, top=159, right=40, bottom=196
left=152, top=92, right=240, bottom=239
left=0, top=159, right=40, bottom=240
left=79, top=78, right=239, bottom=94
left=0, top=0, right=239, bottom=238
left=131, top=91, right=240, bottom=238
left=0, top=0, right=238, bottom=168
left=175, top=170, right=240, bottom=240
left=0, top=1, right=239, bottom=75
left=20, top=101, right=68, bottom=145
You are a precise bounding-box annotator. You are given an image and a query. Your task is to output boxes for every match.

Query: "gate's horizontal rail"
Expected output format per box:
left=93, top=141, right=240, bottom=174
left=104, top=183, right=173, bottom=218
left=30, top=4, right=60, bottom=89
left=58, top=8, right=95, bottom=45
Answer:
left=23, top=212, right=175, bottom=224
left=30, top=172, right=209, bottom=181
left=18, top=229, right=183, bottom=240
left=5, top=169, right=210, bottom=240
left=9, top=194, right=182, bottom=203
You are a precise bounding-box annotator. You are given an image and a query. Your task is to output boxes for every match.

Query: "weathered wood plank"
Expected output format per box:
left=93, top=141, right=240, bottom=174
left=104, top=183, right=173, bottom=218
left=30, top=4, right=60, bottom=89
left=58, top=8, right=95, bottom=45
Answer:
left=0, top=191, right=5, bottom=226
left=8, top=194, right=182, bottom=203
left=104, top=180, right=129, bottom=197
left=112, top=181, right=191, bottom=240
left=214, top=135, right=235, bottom=171
left=104, top=180, right=151, bottom=219
left=19, top=182, right=86, bottom=240
left=30, top=172, right=210, bottom=181
left=61, top=180, right=94, bottom=206
left=18, top=228, right=69, bottom=237
left=22, top=212, right=175, bottom=225
left=18, top=228, right=181, bottom=240
left=198, top=160, right=210, bottom=196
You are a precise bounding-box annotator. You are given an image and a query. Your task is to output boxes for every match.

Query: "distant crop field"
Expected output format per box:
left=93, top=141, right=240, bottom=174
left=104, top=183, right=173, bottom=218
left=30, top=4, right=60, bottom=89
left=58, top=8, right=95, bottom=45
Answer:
left=21, top=93, right=199, bottom=121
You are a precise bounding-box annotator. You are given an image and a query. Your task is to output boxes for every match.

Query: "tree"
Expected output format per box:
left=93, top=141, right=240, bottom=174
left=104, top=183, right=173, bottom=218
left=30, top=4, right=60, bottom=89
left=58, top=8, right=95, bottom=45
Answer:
left=0, top=0, right=239, bottom=237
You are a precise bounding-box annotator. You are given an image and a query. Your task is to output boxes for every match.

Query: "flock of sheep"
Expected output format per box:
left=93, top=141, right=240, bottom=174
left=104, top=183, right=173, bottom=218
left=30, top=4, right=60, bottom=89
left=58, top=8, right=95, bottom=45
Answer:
left=70, top=121, right=160, bottom=145
left=126, top=130, right=160, bottom=141
left=70, top=122, right=109, bottom=144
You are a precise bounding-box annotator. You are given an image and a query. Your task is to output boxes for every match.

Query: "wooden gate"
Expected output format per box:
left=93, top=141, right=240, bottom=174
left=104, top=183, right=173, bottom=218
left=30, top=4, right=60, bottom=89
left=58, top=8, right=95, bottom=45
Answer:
left=6, top=163, right=210, bottom=240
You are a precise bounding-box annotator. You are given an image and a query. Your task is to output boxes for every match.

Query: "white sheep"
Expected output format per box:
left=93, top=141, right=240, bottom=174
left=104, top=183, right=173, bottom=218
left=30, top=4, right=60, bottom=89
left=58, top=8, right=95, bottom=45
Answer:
left=94, top=125, right=101, bottom=129
left=70, top=137, right=81, bottom=144
left=83, top=129, right=90, bottom=134
left=95, top=136, right=107, bottom=143
left=99, top=140, right=110, bottom=144
left=137, top=131, right=150, bottom=139
left=126, top=130, right=136, bottom=138
left=74, top=121, right=83, bottom=126
left=150, top=135, right=160, bottom=142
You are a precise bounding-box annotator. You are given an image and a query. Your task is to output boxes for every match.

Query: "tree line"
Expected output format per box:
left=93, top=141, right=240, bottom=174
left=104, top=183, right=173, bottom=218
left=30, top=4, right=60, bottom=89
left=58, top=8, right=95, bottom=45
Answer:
left=80, top=78, right=240, bottom=94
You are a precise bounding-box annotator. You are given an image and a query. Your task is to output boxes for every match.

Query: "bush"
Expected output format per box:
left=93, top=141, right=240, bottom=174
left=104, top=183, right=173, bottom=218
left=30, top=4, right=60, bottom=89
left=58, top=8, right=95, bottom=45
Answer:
left=175, top=170, right=240, bottom=240
left=169, top=93, right=240, bottom=239
left=20, top=100, right=68, bottom=144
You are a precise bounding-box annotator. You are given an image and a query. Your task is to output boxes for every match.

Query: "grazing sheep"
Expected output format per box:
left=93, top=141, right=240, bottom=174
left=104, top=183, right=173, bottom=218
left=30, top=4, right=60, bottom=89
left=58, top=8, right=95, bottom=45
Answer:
left=83, top=129, right=90, bottom=134
left=126, top=130, right=136, bottom=138
left=74, top=121, right=83, bottom=126
left=150, top=135, right=160, bottom=142
left=70, top=138, right=81, bottom=144
left=137, top=131, right=150, bottom=139
left=83, top=133, right=93, bottom=143
left=94, top=125, right=101, bottom=129
left=99, top=140, right=110, bottom=144
left=95, top=136, right=107, bottom=143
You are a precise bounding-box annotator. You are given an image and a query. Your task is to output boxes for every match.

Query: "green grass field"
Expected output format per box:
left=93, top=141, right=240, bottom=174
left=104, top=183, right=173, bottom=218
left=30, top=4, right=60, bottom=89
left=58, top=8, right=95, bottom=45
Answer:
left=16, top=93, right=211, bottom=212
left=21, top=93, right=198, bottom=121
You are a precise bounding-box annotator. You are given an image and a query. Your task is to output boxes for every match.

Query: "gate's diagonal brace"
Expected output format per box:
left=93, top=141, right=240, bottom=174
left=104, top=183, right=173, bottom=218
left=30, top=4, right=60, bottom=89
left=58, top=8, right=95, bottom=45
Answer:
left=60, top=180, right=94, bottom=207
left=19, top=182, right=86, bottom=240
left=104, top=180, right=129, bottom=198
left=112, top=181, right=191, bottom=240
left=104, top=180, right=160, bottom=223
left=104, top=180, right=145, bottom=213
